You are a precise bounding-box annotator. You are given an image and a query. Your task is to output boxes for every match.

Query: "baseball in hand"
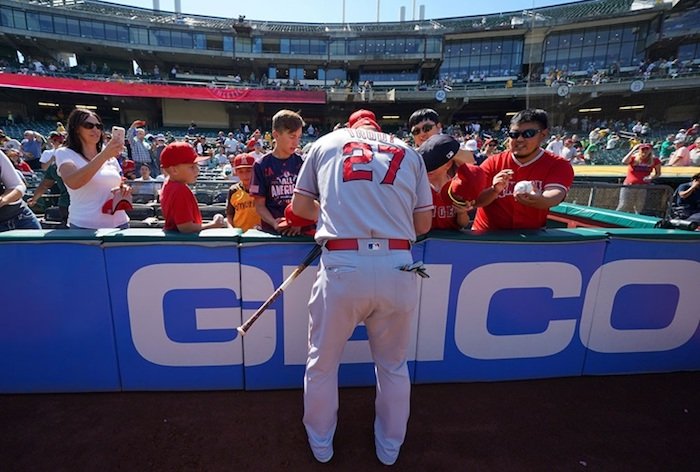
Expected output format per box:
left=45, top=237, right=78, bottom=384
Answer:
left=513, top=180, right=534, bottom=195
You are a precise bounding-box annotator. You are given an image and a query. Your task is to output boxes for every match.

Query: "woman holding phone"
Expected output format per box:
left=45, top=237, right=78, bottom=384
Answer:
left=55, top=108, right=131, bottom=229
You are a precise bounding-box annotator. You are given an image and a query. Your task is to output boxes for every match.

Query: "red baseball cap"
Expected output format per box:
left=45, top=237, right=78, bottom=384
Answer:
left=233, top=153, right=255, bottom=168
left=121, top=159, right=136, bottom=173
left=160, top=141, right=209, bottom=168
left=347, top=109, right=381, bottom=131
left=446, top=164, right=488, bottom=204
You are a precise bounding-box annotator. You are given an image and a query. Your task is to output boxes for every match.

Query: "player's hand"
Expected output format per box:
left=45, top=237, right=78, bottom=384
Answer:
left=492, top=169, right=513, bottom=194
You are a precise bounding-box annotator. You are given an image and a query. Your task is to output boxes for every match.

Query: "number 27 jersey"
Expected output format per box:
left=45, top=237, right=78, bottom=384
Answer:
left=294, top=128, right=433, bottom=242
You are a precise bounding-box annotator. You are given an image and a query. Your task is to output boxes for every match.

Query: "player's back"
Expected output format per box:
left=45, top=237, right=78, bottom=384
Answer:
left=298, top=128, right=429, bottom=241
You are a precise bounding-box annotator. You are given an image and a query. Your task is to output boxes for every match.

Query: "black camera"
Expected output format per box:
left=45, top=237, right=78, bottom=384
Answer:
left=655, top=218, right=698, bottom=231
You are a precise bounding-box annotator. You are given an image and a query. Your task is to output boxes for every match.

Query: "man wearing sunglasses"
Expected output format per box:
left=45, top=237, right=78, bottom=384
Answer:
left=407, top=108, right=442, bottom=147
left=471, top=108, right=574, bottom=231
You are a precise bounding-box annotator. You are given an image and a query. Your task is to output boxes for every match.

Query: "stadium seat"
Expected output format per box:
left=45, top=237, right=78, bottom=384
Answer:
left=199, top=204, right=226, bottom=220
left=40, top=220, right=65, bottom=230
left=129, top=219, right=164, bottom=229
left=132, top=194, right=157, bottom=204
left=194, top=190, right=214, bottom=205
left=126, top=204, right=156, bottom=221
left=213, top=190, right=229, bottom=204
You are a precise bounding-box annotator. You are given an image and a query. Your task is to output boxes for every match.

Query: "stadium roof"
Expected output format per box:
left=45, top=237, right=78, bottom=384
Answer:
left=22, top=0, right=667, bottom=35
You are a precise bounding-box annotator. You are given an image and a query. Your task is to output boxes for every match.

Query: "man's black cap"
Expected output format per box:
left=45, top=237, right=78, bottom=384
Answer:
left=417, top=134, right=460, bottom=172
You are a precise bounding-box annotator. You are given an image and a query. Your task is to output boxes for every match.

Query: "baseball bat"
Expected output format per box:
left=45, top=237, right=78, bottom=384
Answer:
left=236, top=244, right=322, bottom=336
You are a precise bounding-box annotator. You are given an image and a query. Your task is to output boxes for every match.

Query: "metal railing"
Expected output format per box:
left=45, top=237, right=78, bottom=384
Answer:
left=565, top=181, right=674, bottom=218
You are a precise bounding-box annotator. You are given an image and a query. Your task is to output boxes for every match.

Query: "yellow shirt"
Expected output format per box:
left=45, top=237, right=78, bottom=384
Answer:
left=226, top=183, right=261, bottom=231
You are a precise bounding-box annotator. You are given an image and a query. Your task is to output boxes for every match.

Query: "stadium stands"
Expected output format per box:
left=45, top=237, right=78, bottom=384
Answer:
left=2, top=0, right=697, bottom=236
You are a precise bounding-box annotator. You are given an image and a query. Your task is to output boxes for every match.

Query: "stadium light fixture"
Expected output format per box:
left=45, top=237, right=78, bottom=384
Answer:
left=619, top=105, right=644, bottom=110
left=112, top=107, right=120, bottom=111
left=578, top=107, right=602, bottom=113
left=382, top=115, right=400, bottom=119
left=75, top=105, right=98, bottom=110
left=505, top=111, right=518, bottom=116
left=38, top=102, right=59, bottom=108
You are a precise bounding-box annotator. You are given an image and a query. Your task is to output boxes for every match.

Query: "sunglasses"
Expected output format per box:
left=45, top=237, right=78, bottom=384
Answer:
left=81, top=122, right=104, bottom=130
left=508, top=129, right=541, bottom=139
left=411, top=123, right=435, bottom=136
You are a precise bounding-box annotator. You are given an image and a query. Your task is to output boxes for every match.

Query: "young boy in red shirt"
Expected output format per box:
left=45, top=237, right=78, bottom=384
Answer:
left=159, top=141, right=227, bottom=233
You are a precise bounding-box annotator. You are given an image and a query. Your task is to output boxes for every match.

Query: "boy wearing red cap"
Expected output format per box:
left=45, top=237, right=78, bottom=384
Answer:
left=226, top=153, right=261, bottom=231
left=160, top=141, right=227, bottom=232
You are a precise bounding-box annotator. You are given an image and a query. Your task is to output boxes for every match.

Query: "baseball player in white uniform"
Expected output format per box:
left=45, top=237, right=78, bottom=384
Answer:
left=292, top=109, right=433, bottom=465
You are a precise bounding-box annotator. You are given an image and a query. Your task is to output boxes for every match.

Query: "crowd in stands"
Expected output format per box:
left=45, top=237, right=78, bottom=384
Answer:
left=4, top=49, right=699, bottom=95
left=1, top=104, right=698, bottom=234
left=539, top=56, right=698, bottom=88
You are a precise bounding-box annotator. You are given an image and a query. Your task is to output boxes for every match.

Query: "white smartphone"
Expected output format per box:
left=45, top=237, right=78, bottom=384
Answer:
left=111, top=126, right=125, bottom=143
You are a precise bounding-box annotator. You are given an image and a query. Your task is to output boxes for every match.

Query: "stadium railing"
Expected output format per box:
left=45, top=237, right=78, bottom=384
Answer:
left=565, top=181, right=674, bottom=218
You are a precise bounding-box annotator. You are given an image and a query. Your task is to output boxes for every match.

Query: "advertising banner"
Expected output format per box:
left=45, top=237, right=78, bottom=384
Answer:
left=104, top=241, right=244, bottom=391
left=415, top=236, right=608, bottom=383
left=581, top=235, right=700, bottom=375
left=0, top=241, right=120, bottom=393
left=1, top=228, right=698, bottom=394
left=0, top=73, right=327, bottom=104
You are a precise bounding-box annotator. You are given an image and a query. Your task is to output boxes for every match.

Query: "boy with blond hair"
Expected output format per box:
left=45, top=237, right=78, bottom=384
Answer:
left=250, top=109, right=305, bottom=235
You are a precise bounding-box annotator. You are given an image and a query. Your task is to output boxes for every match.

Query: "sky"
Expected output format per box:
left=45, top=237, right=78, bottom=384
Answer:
left=108, top=0, right=580, bottom=23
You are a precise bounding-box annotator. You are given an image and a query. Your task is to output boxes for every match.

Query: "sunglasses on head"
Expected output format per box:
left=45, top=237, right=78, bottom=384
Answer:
left=81, top=122, right=104, bottom=130
left=507, top=128, right=541, bottom=139
left=411, top=123, right=435, bottom=136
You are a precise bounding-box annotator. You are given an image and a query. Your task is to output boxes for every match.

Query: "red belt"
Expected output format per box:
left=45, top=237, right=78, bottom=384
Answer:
left=324, top=239, right=411, bottom=251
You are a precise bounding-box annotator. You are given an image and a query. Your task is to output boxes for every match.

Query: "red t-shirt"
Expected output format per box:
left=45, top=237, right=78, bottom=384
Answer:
left=431, top=181, right=461, bottom=230
left=623, top=156, right=661, bottom=185
left=160, top=180, right=202, bottom=231
left=17, top=161, right=32, bottom=173
left=472, top=149, right=574, bottom=231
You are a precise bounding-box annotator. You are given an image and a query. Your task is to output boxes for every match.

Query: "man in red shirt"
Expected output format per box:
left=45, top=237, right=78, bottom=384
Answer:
left=472, top=109, right=574, bottom=231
